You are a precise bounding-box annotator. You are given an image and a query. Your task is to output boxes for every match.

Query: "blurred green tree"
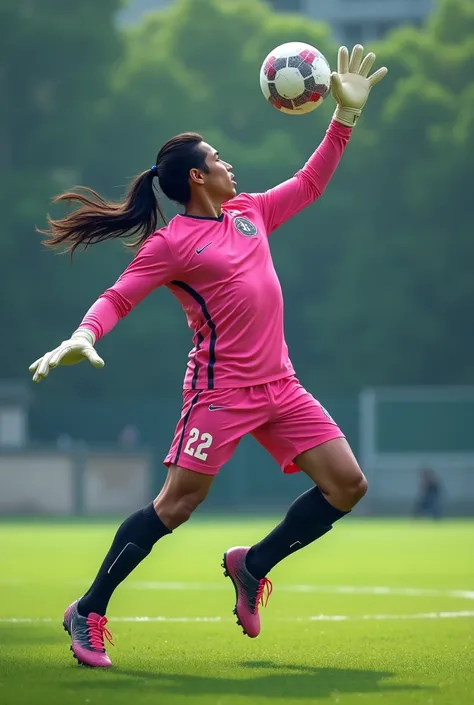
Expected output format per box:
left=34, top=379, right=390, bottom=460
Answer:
left=2, top=0, right=473, bottom=405
left=304, top=0, right=474, bottom=391
left=0, top=0, right=122, bottom=390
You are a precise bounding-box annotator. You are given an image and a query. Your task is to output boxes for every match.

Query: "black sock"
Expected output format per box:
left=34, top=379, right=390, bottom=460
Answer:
left=78, top=502, right=171, bottom=616
left=245, top=487, right=349, bottom=580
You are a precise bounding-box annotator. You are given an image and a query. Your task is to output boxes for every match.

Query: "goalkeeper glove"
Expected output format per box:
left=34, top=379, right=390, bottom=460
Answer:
left=331, top=44, right=388, bottom=127
left=28, top=329, right=104, bottom=384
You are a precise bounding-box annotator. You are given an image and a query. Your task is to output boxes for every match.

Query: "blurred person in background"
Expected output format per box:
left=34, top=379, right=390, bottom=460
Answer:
left=28, top=45, right=387, bottom=668
left=414, top=467, right=444, bottom=520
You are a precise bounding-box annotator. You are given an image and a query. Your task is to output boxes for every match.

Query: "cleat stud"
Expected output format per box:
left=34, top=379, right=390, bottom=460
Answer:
left=223, top=570, right=229, bottom=577
left=232, top=608, right=237, bottom=615
left=236, top=619, right=241, bottom=626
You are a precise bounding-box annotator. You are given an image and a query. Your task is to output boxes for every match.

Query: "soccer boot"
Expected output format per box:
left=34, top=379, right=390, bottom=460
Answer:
left=63, top=600, right=113, bottom=667
left=222, top=546, right=273, bottom=638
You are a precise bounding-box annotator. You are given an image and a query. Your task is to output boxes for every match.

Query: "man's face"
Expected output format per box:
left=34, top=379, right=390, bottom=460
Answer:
left=190, top=142, right=237, bottom=203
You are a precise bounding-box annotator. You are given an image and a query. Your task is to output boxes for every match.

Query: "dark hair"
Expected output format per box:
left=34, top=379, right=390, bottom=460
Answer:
left=40, top=132, right=209, bottom=255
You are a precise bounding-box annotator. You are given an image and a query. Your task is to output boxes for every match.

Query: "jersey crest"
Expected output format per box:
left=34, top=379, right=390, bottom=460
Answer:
left=234, top=216, right=258, bottom=237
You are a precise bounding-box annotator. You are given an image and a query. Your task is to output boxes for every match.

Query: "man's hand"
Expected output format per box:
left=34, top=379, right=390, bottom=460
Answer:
left=331, top=44, right=388, bottom=127
left=28, top=330, right=104, bottom=383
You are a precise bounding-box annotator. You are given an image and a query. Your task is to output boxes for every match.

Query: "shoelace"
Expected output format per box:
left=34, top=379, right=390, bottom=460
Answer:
left=86, top=615, right=115, bottom=650
left=254, top=577, right=273, bottom=613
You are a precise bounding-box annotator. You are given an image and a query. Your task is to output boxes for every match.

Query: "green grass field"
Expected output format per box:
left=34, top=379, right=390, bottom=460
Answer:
left=0, top=518, right=473, bottom=705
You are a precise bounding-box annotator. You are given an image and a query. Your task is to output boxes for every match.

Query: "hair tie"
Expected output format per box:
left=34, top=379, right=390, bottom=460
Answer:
left=150, top=165, right=158, bottom=176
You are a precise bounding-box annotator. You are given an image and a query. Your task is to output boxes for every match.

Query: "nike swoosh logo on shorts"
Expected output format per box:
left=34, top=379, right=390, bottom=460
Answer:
left=209, top=404, right=226, bottom=411
left=196, top=242, right=213, bottom=255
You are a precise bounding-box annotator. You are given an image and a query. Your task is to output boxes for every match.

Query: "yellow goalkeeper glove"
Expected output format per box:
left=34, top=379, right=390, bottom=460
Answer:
left=28, top=329, right=104, bottom=383
left=331, top=44, right=388, bottom=127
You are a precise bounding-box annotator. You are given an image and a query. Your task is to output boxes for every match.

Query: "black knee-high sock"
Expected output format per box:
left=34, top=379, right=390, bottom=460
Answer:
left=78, top=503, right=171, bottom=617
left=245, top=487, right=349, bottom=580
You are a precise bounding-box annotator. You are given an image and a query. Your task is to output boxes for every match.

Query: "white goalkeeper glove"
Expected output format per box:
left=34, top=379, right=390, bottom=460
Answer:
left=331, top=44, right=388, bottom=127
left=28, top=329, right=104, bottom=383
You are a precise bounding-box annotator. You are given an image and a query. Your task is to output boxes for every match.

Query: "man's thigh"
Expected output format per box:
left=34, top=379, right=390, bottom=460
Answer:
left=252, top=377, right=345, bottom=474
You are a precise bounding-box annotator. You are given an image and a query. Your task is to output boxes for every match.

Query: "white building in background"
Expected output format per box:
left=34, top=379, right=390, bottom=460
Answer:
left=118, top=0, right=436, bottom=45
left=272, top=0, right=436, bottom=45
left=118, top=0, right=173, bottom=25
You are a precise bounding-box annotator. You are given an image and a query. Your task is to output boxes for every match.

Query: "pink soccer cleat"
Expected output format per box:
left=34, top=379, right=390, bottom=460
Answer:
left=63, top=600, right=114, bottom=667
left=222, top=546, right=273, bottom=638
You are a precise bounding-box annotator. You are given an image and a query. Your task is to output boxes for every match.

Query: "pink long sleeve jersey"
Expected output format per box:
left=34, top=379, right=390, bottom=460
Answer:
left=80, top=120, right=352, bottom=390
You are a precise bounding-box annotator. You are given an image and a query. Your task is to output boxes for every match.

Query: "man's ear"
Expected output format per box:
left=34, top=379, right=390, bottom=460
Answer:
left=189, top=168, right=206, bottom=186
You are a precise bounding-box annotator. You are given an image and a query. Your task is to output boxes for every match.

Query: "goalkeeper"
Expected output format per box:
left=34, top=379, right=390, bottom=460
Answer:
left=29, top=46, right=387, bottom=668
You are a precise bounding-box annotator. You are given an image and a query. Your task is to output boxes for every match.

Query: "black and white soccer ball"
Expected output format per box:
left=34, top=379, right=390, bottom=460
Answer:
left=260, top=41, right=332, bottom=115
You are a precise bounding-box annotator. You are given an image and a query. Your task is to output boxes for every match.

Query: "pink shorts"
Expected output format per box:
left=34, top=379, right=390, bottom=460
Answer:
left=164, top=376, right=344, bottom=476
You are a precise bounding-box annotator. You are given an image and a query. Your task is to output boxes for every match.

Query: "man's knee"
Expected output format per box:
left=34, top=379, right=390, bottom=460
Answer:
left=327, top=465, right=368, bottom=511
left=345, top=470, right=368, bottom=504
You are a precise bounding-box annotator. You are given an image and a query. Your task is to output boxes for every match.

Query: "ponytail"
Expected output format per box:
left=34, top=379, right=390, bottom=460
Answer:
left=40, top=132, right=207, bottom=256
left=40, top=167, right=165, bottom=256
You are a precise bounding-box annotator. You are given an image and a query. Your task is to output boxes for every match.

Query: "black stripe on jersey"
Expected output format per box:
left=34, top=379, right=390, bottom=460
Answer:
left=171, top=281, right=217, bottom=389
left=174, top=391, right=201, bottom=465
left=191, top=332, right=204, bottom=390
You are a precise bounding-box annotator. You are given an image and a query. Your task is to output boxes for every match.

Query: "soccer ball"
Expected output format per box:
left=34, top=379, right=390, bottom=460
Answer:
left=260, top=41, right=332, bottom=115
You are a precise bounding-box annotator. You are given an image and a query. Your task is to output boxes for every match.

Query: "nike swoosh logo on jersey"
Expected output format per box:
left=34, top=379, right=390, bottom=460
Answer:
left=196, top=242, right=213, bottom=255
left=208, top=404, right=226, bottom=411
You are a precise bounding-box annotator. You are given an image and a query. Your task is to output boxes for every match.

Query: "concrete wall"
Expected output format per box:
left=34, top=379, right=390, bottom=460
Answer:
left=83, top=453, right=150, bottom=515
left=0, top=452, right=74, bottom=514
left=0, top=449, right=152, bottom=516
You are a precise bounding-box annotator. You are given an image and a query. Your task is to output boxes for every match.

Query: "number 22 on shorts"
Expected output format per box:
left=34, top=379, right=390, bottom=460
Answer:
left=183, top=428, right=213, bottom=461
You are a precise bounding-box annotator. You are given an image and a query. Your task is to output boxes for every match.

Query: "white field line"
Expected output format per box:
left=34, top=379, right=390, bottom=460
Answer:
left=2, top=583, right=474, bottom=624
left=2, top=580, right=474, bottom=601
left=1, top=611, right=474, bottom=625
left=296, top=611, right=474, bottom=622
left=129, top=583, right=474, bottom=601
